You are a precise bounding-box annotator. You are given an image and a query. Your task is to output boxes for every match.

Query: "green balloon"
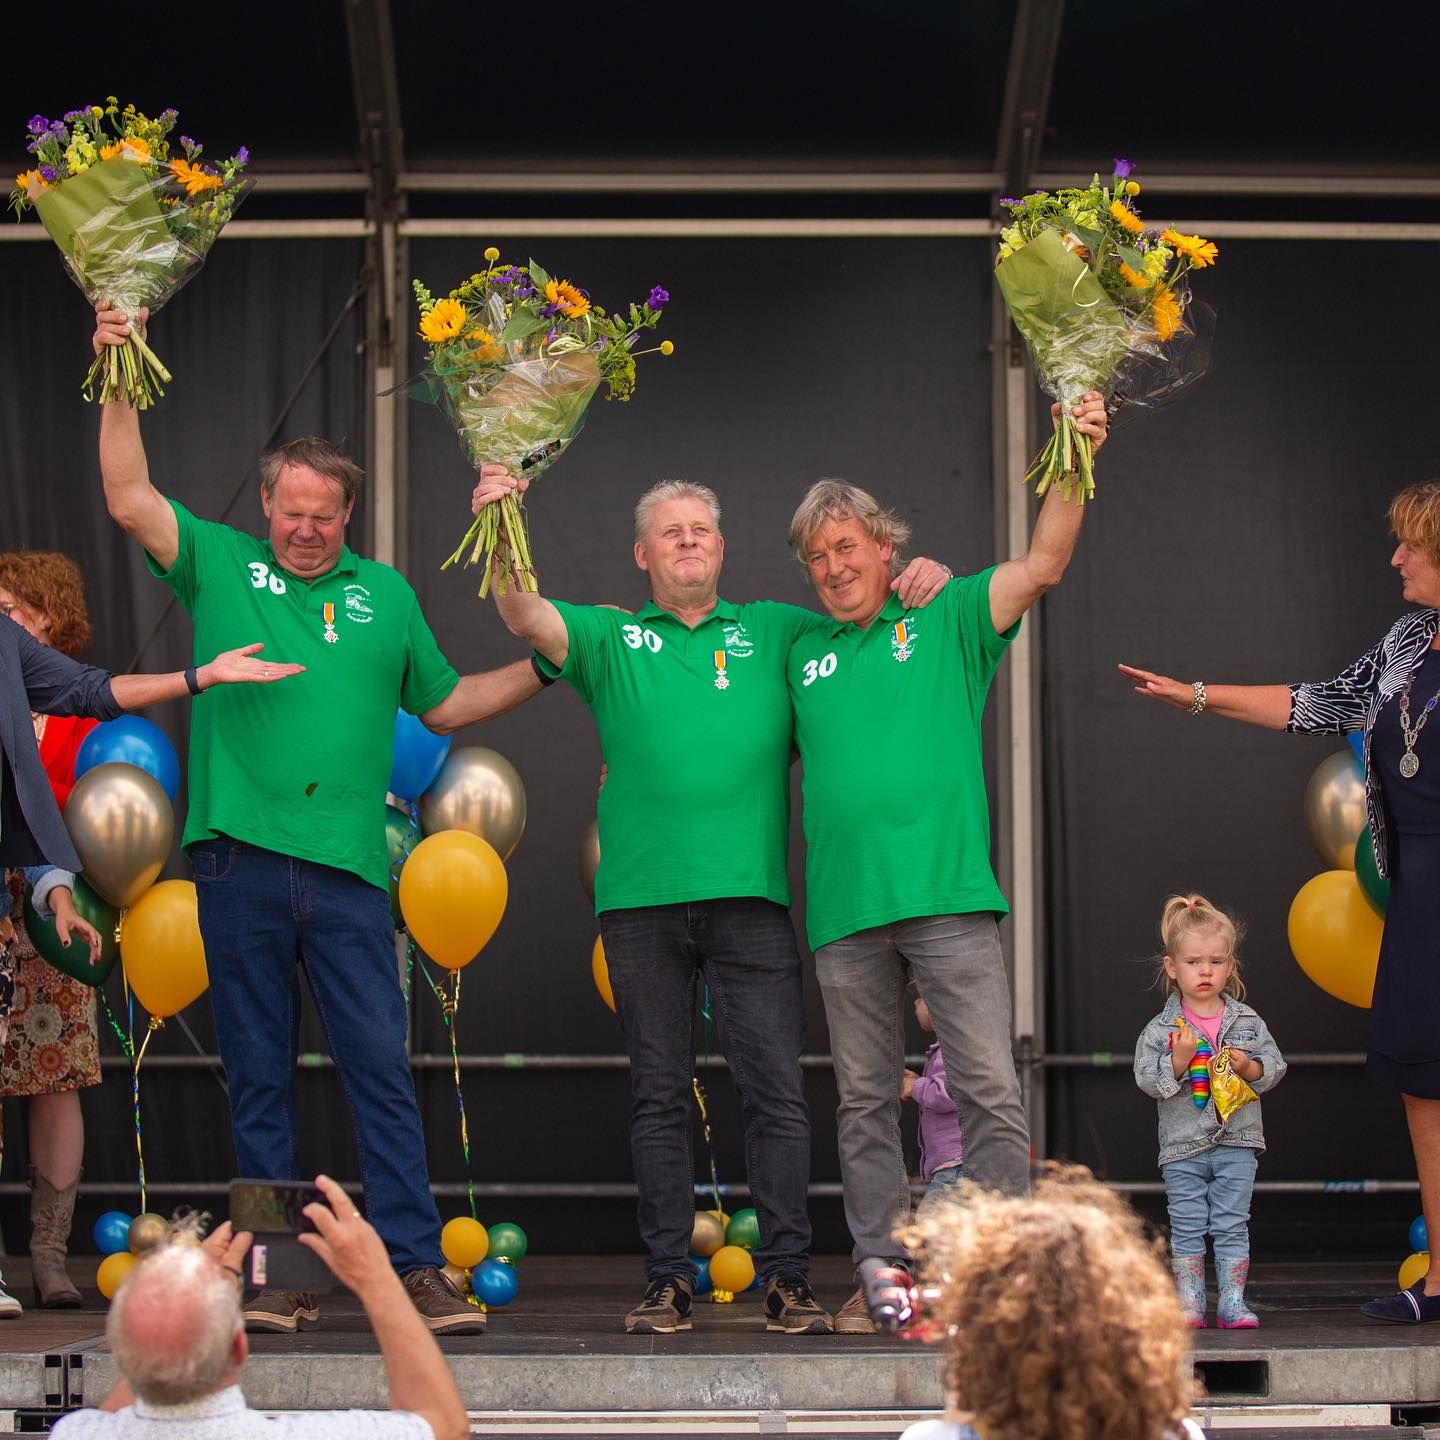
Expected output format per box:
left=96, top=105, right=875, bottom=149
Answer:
left=22, top=876, right=119, bottom=986
left=485, top=1220, right=528, bottom=1263
left=385, top=804, right=421, bottom=927
left=725, top=1207, right=762, bottom=1250
left=1355, top=829, right=1390, bottom=917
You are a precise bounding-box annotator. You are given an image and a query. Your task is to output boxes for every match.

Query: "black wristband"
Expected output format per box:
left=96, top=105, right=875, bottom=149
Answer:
left=530, top=656, right=556, bottom=688
left=184, top=665, right=202, bottom=696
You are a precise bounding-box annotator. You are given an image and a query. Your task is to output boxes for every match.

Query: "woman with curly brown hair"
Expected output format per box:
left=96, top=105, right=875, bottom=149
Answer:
left=898, top=1166, right=1200, bottom=1440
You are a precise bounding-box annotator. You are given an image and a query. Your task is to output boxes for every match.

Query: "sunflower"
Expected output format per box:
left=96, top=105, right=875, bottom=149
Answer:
left=101, top=135, right=152, bottom=162
left=1117, top=261, right=1151, bottom=289
left=1150, top=288, right=1183, bottom=342
left=1160, top=229, right=1219, bottom=268
left=169, top=158, right=221, bottom=197
left=15, top=168, right=52, bottom=196
left=545, top=278, right=590, bottom=319
left=466, top=327, right=504, bottom=363
left=1109, top=200, right=1145, bottom=236
left=419, top=298, right=466, bottom=344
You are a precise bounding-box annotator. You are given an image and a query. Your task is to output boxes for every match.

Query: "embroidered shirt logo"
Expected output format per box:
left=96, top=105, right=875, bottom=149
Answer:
left=344, top=583, right=374, bottom=623
left=721, top=622, right=754, bottom=659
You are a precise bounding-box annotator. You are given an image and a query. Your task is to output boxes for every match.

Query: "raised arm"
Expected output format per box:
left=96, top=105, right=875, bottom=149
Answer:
left=421, top=657, right=545, bottom=735
left=1117, top=664, right=1292, bottom=730
left=94, top=304, right=179, bottom=570
left=472, top=465, right=570, bottom=666
left=987, top=392, right=1108, bottom=634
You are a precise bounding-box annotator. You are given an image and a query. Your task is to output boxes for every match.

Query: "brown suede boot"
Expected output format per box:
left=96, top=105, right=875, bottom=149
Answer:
left=30, top=1167, right=82, bottom=1308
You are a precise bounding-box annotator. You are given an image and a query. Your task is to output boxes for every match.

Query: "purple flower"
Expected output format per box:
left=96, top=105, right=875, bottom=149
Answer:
left=234, top=146, right=249, bottom=165
left=179, top=135, right=196, bottom=150
left=545, top=325, right=559, bottom=345
left=27, top=115, right=48, bottom=135
left=39, top=165, right=59, bottom=183
left=999, top=195, right=1019, bottom=206
left=160, top=108, right=178, bottom=121
left=26, top=137, right=42, bottom=155
left=63, top=109, right=87, bottom=122
left=515, top=282, right=535, bottom=299
left=49, top=120, right=66, bottom=137
left=1113, top=157, right=1134, bottom=179
left=646, top=285, right=669, bottom=310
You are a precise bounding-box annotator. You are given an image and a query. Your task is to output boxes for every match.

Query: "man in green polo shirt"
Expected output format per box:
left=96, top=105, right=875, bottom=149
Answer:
left=784, top=392, right=1108, bottom=1334
left=92, top=304, right=543, bottom=1338
left=470, top=464, right=948, bottom=1335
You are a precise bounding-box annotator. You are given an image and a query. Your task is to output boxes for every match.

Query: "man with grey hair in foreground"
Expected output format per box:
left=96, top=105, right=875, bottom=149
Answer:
left=785, top=392, right=1109, bottom=1333
left=51, top=1174, right=467, bottom=1440
left=469, top=465, right=950, bottom=1336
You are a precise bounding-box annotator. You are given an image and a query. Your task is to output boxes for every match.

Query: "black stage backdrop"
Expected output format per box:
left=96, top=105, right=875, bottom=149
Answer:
left=0, top=231, right=1433, bottom=1258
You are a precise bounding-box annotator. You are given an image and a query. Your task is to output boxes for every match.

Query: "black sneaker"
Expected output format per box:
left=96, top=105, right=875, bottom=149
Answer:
left=624, top=1274, right=694, bottom=1333
left=762, top=1272, right=833, bottom=1334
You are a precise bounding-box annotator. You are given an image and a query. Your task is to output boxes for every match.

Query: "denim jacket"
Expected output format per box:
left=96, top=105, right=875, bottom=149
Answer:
left=1133, top=993, right=1287, bottom=1165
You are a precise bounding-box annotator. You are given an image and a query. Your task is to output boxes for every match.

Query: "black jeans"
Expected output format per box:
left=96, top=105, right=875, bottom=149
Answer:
left=600, top=898, right=813, bottom=1284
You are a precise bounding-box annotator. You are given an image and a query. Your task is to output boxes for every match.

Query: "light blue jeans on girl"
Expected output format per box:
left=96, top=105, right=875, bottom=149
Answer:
left=1163, top=1145, right=1257, bottom=1263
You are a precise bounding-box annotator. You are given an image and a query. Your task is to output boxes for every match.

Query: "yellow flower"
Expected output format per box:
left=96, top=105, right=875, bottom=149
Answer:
left=1150, top=288, right=1183, bottom=341
left=101, top=136, right=152, bottom=162
left=1125, top=180, right=1141, bottom=197
left=483, top=246, right=500, bottom=262
left=169, top=158, right=222, bottom=197
left=1118, top=261, right=1150, bottom=289
left=660, top=340, right=674, bottom=356
left=1142, top=248, right=1169, bottom=283
left=545, top=278, right=590, bottom=319
left=1109, top=200, right=1145, bottom=236
left=465, top=327, right=504, bottom=363
left=15, top=168, right=52, bottom=196
left=419, top=298, right=466, bottom=344
left=1160, top=229, right=1219, bottom=268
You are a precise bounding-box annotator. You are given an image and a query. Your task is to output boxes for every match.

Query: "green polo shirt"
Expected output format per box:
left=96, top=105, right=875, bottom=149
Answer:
left=539, top=597, right=829, bottom=914
left=148, top=500, right=459, bottom=890
left=788, top=570, right=1017, bottom=950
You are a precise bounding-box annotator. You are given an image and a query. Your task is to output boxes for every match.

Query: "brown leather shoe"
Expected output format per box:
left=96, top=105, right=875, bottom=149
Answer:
left=833, top=1286, right=876, bottom=1334
left=402, top=1265, right=486, bottom=1335
left=243, top=1290, right=320, bottom=1333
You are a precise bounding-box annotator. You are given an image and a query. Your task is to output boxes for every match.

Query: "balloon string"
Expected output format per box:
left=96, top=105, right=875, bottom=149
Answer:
left=132, top=1017, right=161, bottom=1213
left=402, top=935, right=416, bottom=1005
left=421, top=960, right=477, bottom=1221
left=694, top=983, right=723, bottom=1212
left=97, top=986, right=135, bottom=1061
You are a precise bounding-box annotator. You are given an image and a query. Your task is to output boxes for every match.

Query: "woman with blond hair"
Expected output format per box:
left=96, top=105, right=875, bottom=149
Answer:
left=899, top=1166, right=1199, bottom=1440
left=1121, top=480, right=1440, bottom=1323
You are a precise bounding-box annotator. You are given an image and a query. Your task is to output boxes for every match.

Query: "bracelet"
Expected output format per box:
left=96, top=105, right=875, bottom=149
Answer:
left=1189, top=680, right=1207, bottom=716
left=183, top=665, right=202, bottom=696
left=530, top=656, right=556, bottom=688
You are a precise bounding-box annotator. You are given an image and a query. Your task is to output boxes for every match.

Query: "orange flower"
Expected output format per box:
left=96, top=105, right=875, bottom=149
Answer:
left=1150, top=288, right=1183, bottom=342
left=101, top=136, right=152, bottom=162
left=545, top=278, right=590, bottom=319
left=15, top=168, right=52, bottom=196
left=169, top=158, right=222, bottom=197
left=1109, top=200, right=1145, bottom=236
left=1160, top=229, right=1219, bottom=268
left=1117, top=261, right=1151, bottom=289
left=466, top=328, right=504, bottom=363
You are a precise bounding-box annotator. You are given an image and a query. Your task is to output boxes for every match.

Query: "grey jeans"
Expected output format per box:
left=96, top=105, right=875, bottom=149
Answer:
left=816, top=912, right=1030, bottom=1264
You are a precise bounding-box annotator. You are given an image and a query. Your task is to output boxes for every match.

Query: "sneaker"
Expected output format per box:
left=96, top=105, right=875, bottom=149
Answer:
left=0, top=1275, right=20, bottom=1320
left=762, top=1272, right=832, bottom=1335
left=833, top=1287, right=875, bottom=1335
left=402, top=1266, right=486, bottom=1335
left=242, top=1290, right=319, bottom=1333
left=624, top=1274, right=694, bottom=1334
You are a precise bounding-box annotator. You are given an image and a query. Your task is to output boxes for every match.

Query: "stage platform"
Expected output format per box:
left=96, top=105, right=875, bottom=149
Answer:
left=2, top=1257, right=1437, bottom=1436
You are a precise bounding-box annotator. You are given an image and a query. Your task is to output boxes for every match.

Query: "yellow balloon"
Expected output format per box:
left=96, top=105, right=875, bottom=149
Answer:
left=441, top=1216, right=490, bottom=1269
left=1304, top=751, right=1366, bottom=870
left=1287, top=869, right=1384, bottom=1009
left=120, top=880, right=209, bottom=1019
left=691, top=1210, right=725, bottom=1258
left=1400, top=1251, right=1430, bottom=1290
left=709, top=1244, right=756, bottom=1293
left=398, top=830, right=508, bottom=969
left=98, top=1250, right=137, bottom=1300
left=592, top=934, right=616, bottom=1012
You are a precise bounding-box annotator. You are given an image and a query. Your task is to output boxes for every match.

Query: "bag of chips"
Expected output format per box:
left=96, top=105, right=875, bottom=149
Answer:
left=1209, top=1046, right=1258, bottom=1122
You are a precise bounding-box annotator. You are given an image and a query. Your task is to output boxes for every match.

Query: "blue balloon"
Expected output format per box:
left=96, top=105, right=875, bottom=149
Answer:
left=76, top=718, right=181, bottom=803
left=1348, top=732, right=1366, bottom=767
left=472, top=1258, right=519, bottom=1307
left=1411, top=1215, right=1429, bottom=1254
left=688, top=1254, right=713, bottom=1296
left=389, top=711, right=450, bottom=801
left=94, top=1209, right=134, bottom=1256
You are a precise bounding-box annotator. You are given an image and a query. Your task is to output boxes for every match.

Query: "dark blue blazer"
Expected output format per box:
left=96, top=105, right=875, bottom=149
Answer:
left=1, top=619, right=123, bottom=871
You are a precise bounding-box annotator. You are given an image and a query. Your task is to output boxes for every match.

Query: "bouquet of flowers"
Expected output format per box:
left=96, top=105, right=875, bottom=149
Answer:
left=11, top=100, right=250, bottom=408
left=411, top=247, right=672, bottom=595
left=995, top=159, right=1218, bottom=503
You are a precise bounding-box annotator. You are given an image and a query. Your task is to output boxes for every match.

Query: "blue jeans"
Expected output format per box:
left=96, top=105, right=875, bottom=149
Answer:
left=599, top=899, right=812, bottom=1285
left=918, top=1161, right=966, bottom=1216
left=816, top=913, right=1030, bottom=1265
left=1163, top=1145, right=1257, bottom=1263
left=191, top=836, right=442, bottom=1274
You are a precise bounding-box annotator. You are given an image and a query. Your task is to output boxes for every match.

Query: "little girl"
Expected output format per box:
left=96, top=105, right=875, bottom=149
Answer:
left=902, top=989, right=965, bottom=1209
left=1134, top=894, right=1286, bottom=1329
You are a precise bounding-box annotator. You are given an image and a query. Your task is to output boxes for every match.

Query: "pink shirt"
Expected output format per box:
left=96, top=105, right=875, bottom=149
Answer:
left=1181, top=999, right=1226, bottom=1054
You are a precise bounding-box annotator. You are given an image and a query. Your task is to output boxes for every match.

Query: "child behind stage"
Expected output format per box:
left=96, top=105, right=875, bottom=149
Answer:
left=902, top=989, right=964, bottom=1209
left=1133, top=893, right=1287, bottom=1329
left=897, top=1164, right=1200, bottom=1440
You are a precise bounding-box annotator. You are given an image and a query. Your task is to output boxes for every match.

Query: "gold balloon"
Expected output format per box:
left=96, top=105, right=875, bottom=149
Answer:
left=1287, top=869, right=1384, bottom=1009
left=691, top=1210, right=725, bottom=1258
left=65, top=762, right=174, bottom=908
left=419, top=747, right=526, bottom=860
left=97, top=1250, right=137, bottom=1300
left=1304, top=751, right=1366, bottom=870
left=120, top=880, right=209, bottom=1018
left=399, top=830, right=508, bottom=969
left=442, top=1262, right=472, bottom=1293
left=591, top=934, right=615, bottom=1012
left=128, top=1213, right=169, bottom=1255
left=578, top=819, right=600, bottom=904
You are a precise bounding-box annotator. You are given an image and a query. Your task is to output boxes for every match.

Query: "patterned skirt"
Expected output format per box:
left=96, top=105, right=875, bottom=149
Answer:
left=0, top=917, right=102, bottom=1098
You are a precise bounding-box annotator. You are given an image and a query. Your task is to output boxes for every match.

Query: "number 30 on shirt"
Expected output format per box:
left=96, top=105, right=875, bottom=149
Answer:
left=622, top=624, right=663, bottom=653
left=801, top=652, right=838, bottom=686
left=248, top=562, right=288, bottom=595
